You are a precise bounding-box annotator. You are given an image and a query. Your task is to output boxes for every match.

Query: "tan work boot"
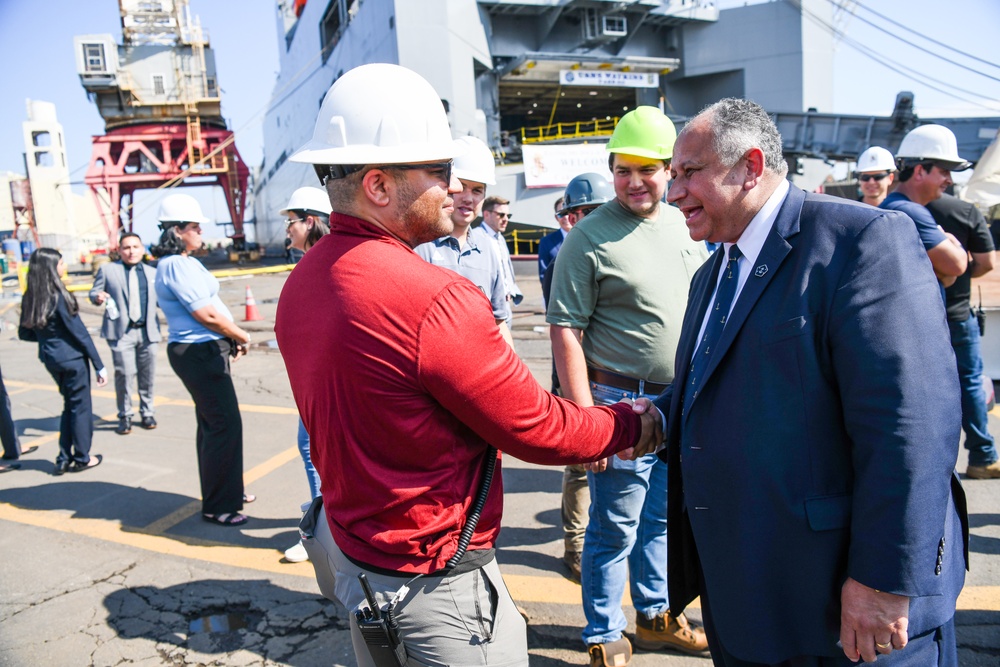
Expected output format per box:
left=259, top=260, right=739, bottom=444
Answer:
left=634, top=611, right=709, bottom=655
left=966, top=461, right=1000, bottom=479
left=588, top=636, right=632, bottom=667
left=563, top=549, right=582, bottom=584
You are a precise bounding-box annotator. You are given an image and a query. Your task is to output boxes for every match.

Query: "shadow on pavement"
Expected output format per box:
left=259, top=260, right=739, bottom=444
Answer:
left=955, top=609, right=1000, bottom=661
left=500, top=465, right=562, bottom=494
left=12, top=415, right=61, bottom=436
left=104, top=578, right=351, bottom=666
left=0, top=481, right=297, bottom=551
left=969, top=513, right=1000, bottom=555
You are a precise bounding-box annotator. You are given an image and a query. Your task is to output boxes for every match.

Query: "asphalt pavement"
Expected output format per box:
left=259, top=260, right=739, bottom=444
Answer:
left=0, top=253, right=997, bottom=666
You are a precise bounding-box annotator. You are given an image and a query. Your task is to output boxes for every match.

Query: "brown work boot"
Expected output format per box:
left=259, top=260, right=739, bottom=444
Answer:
left=563, top=549, right=582, bottom=584
left=966, top=461, right=1000, bottom=479
left=634, top=611, right=709, bottom=655
left=588, top=636, right=632, bottom=667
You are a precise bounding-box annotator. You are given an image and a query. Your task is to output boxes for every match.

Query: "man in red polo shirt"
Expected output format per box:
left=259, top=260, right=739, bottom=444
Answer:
left=275, top=63, right=662, bottom=667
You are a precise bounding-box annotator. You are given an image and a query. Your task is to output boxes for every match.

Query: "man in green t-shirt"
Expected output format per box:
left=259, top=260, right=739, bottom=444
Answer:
left=547, top=107, right=710, bottom=666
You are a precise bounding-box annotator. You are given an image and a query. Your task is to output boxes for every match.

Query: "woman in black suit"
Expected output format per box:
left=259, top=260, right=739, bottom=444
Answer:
left=19, top=248, right=108, bottom=475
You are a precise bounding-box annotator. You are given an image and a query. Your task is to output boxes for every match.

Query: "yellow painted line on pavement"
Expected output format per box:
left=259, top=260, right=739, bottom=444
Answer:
left=66, top=264, right=295, bottom=292
left=0, top=302, right=16, bottom=317
left=0, top=500, right=997, bottom=611
left=4, top=379, right=298, bottom=415
left=141, top=446, right=302, bottom=533
left=141, top=501, right=203, bottom=534
left=0, top=503, right=313, bottom=577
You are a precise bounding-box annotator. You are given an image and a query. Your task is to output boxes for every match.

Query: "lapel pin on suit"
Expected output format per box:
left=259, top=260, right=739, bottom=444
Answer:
left=754, top=264, right=768, bottom=278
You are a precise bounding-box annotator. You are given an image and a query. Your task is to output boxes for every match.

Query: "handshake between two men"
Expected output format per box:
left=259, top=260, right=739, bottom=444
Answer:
left=599, top=397, right=663, bottom=471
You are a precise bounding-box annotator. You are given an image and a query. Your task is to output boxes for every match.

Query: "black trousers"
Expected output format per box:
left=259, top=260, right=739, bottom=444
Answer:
left=44, top=357, right=94, bottom=465
left=167, top=340, right=245, bottom=515
left=0, top=364, right=22, bottom=459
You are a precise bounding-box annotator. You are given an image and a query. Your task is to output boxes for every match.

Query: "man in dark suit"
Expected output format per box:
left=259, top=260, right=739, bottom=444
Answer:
left=538, top=197, right=568, bottom=286
left=89, top=233, right=161, bottom=434
left=648, top=98, right=968, bottom=665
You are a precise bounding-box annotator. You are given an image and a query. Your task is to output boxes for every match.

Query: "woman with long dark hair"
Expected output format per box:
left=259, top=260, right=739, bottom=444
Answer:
left=150, top=193, right=254, bottom=527
left=19, top=247, right=108, bottom=475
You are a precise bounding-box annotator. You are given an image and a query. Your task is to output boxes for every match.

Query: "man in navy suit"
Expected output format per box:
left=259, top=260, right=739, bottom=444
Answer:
left=538, top=197, right=568, bottom=286
left=648, top=98, right=967, bottom=665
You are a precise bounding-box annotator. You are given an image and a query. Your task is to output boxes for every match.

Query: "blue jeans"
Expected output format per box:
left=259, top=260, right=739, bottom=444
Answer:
left=582, top=381, right=669, bottom=645
left=949, top=314, right=998, bottom=467
left=297, top=418, right=322, bottom=500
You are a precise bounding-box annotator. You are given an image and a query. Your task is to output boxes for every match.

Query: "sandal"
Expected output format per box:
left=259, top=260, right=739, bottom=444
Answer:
left=202, top=512, right=249, bottom=527
left=0, top=462, right=21, bottom=473
left=243, top=494, right=256, bottom=504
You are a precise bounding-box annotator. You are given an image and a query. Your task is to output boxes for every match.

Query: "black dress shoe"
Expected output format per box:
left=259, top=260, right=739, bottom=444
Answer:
left=115, top=417, right=132, bottom=435
left=68, top=454, right=102, bottom=473
left=140, top=416, right=157, bottom=430
left=53, top=460, right=69, bottom=476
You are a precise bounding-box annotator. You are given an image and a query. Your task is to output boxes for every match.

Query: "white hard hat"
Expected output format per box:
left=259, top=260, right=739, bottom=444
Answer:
left=289, top=63, right=463, bottom=171
left=157, top=193, right=210, bottom=227
left=452, top=136, right=496, bottom=185
left=279, top=187, right=333, bottom=217
left=896, top=124, right=971, bottom=171
left=856, top=146, right=896, bottom=173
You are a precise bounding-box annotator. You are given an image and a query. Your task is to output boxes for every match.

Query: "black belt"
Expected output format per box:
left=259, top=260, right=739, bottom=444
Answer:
left=587, top=366, right=668, bottom=395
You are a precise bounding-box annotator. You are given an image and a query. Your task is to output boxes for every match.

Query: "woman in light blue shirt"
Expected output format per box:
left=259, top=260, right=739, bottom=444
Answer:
left=151, top=193, right=254, bottom=527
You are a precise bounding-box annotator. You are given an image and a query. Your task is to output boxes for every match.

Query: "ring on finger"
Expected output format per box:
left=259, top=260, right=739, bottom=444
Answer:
left=875, top=641, right=891, bottom=650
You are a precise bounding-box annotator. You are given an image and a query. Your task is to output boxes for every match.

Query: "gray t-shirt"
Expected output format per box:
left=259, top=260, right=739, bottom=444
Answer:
left=415, top=235, right=507, bottom=321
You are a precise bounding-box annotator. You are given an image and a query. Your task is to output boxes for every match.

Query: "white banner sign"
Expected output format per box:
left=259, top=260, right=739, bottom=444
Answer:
left=522, top=144, right=613, bottom=189
left=559, top=69, right=659, bottom=88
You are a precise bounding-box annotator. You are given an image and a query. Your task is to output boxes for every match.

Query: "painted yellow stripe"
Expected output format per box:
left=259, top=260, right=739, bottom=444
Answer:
left=0, top=302, right=16, bottom=317
left=0, top=502, right=997, bottom=610
left=141, top=446, right=302, bottom=533
left=0, top=503, right=313, bottom=577
left=65, top=264, right=295, bottom=292
left=4, top=379, right=298, bottom=415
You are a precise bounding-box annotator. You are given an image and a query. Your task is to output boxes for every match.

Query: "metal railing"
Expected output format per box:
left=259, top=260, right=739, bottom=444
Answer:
left=520, top=117, right=620, bottom=145
left=509, top=229, right=548, bottom=255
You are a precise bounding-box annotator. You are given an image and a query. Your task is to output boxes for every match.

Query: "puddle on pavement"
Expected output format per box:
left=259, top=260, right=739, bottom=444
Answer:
left=188, top=612, right=248, bottom=635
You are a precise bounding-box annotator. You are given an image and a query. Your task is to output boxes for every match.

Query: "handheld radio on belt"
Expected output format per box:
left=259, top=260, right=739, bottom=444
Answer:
left=354, top=446, right=499, bottom=667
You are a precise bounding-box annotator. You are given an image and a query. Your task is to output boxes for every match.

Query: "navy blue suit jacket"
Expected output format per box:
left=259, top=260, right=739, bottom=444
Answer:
left=537, top=229, right=564, bottom=283
left=653, top=186, right=968, bottom=662
left=19, top=294, right=104, bottom=372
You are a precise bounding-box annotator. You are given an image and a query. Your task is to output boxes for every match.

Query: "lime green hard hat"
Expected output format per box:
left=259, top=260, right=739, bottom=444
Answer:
left=606, top=106, right=677, bottom=160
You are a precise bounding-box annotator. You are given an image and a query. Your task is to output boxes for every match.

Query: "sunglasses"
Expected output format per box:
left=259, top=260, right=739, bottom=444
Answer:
left=491, top=211, right=512, bottom=219
left=378, top=161, right=453, bottom=185
left=858, top=172, right=890, bottom=182
left=316, top=161, right=453, bottom=185
left=285, top=217, right=307, bottom=228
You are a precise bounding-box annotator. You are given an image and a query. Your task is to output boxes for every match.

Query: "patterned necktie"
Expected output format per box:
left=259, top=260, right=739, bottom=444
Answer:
left=127, top=265, right=142, bottom=324
left=682, top=244, right=742, bottom=416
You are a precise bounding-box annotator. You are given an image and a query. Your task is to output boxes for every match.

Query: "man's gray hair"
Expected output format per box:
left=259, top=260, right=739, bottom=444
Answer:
left=697, top=98, right=788, bottom=176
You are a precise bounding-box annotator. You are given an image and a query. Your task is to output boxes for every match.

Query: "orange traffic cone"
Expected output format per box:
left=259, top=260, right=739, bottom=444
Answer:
left=244, top=285, right=264, bottom=321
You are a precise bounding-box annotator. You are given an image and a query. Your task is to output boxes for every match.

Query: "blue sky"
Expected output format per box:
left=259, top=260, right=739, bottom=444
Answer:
left=0, top=0, right=997, bottom=240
